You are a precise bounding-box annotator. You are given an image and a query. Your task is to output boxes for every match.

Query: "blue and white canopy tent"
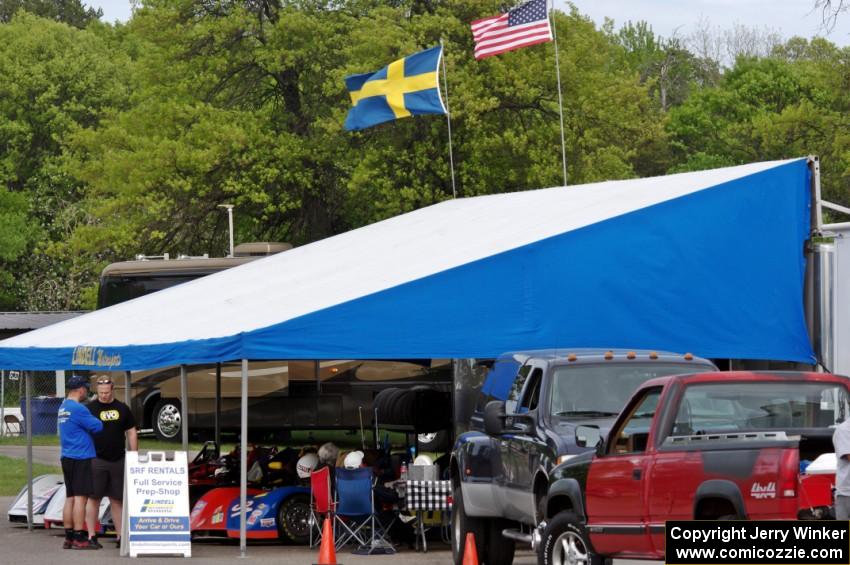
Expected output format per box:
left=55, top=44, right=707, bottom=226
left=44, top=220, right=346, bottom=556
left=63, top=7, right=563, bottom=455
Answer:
left=0, top=157, right=817, bottom=554
left=0, top=157, right=816, bottom=369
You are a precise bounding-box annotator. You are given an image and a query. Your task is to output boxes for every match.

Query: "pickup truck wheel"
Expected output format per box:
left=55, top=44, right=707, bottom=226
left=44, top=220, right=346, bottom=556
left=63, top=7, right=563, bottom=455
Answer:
left=487, top=519, right=516, bottom=565
left=538, top=511, right=603, bottom=565
left=452, top=485, right=489, bottom=565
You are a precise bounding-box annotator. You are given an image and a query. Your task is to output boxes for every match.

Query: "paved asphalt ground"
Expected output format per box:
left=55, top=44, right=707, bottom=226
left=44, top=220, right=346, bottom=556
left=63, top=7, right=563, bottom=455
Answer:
left=1, top=500, right=532, bottom=564
left=1, top=447, right=656, bottom=564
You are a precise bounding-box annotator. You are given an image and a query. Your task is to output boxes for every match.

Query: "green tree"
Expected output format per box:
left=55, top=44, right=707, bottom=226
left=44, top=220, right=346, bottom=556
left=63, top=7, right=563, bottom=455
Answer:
left=0, top=189, right=37, bottom=308
left=0, top=13, right=132, bottom=309
left=613, top=21, right=697, bottom=111
left=63, top=0, right=665, bottom=282
left=0, top=0, right=102, bottom=27
left=666, top=46, right=850, bottom=209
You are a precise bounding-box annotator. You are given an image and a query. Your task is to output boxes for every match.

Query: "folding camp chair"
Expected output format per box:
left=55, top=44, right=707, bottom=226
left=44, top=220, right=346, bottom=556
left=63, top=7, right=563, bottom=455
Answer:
left=334, top=467, right=373, bottom=549
left=309, top=466, right=334, bottom=548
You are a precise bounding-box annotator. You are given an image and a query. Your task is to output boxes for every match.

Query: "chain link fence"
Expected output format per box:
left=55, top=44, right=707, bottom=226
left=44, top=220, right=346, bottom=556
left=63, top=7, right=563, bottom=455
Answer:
left=0, top=370, right=67, bottom=437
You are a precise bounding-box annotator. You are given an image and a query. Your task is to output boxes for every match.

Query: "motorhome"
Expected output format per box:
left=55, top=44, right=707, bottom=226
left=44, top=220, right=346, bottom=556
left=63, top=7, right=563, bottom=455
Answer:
left=95, top=243, right=452, bottom=447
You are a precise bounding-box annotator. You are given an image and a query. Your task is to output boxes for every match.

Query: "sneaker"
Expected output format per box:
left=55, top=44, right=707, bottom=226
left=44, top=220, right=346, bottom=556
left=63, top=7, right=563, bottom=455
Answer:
left=63, top=539, right=73, bottom=549
left=72, top=539, right=98, bottom=550
left=89, top=537, right=103, bottom=549
left=114, top=537, right=121, bottom=546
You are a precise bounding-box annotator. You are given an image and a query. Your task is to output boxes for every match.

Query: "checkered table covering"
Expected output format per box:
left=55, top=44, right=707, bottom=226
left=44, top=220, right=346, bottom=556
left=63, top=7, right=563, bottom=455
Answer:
left=403, top=479, right=453, bottom=511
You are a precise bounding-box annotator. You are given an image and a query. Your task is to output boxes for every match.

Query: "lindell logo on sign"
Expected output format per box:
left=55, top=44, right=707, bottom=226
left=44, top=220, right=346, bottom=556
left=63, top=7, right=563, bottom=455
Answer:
left=750, top=481, right=776, bottom=499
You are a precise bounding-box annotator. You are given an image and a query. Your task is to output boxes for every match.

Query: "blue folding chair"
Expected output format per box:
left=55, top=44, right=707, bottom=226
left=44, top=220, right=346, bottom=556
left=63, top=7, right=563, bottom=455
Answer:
left=334, top=467, right=374, bottom=550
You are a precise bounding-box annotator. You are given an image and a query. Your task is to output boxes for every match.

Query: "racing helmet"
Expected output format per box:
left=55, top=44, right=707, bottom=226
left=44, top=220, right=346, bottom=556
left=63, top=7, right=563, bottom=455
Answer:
left=318, top=442, right=340, bottom=466
left=343, top=450, right=364, bottom=469
left=296, top=453, right=319, bottom=478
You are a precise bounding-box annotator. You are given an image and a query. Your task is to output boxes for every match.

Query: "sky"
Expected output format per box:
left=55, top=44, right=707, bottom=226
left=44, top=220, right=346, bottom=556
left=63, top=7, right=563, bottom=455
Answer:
left=89, top=0, right=850, bottom=47
left=563, top=0, right=850, bottom=47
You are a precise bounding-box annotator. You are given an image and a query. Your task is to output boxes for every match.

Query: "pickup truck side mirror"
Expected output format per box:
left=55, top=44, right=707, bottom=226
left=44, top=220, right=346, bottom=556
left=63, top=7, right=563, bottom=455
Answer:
left=484, top=401, right=507, bottom=435
left=595, top=437, right=606, bottom=457
left=575, top=425, right=601, bottom=449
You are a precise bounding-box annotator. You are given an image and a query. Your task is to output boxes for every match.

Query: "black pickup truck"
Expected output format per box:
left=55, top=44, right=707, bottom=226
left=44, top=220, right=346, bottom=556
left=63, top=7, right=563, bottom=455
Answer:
left=449, top=349, right=716, bottom=565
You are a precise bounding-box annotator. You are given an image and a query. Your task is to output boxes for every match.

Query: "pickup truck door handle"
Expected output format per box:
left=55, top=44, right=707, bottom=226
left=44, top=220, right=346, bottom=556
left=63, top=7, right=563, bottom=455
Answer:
left=632, top=468, right=641, bottom=480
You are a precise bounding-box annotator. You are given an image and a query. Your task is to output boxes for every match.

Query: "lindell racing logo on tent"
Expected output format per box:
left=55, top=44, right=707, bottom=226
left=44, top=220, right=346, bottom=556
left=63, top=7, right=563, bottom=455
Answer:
left=71, top=346, right=122, bottom=368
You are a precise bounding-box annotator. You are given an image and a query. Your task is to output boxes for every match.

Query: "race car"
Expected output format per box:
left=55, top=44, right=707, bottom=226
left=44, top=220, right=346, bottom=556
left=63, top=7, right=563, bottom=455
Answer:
left=7, top=474, right=64, bottom=526
left=43, top=484, right=111, bottom=533
left=190, top=485, right=311, bottom=543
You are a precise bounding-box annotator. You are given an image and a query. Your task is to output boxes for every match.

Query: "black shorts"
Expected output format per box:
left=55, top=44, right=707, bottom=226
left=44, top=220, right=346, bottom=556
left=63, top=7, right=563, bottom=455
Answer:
left=91, top=457, right=124, bottom=500
left=61, top=457, right=94, bottom=498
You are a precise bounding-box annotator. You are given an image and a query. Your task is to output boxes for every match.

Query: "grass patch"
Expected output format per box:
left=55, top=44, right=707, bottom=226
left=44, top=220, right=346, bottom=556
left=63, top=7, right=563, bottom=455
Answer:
left=0, top=435, right=60, bottom=446
left=0, top=455, right=62, bottom=496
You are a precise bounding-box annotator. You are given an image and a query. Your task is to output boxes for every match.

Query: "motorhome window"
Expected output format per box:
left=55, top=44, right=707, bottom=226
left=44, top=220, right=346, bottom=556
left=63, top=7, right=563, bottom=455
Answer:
left=549, top=363, right=704, bottom=419
left=97, top=274, right=201, bottom=308
left=669, top=382, right=850, bottom=435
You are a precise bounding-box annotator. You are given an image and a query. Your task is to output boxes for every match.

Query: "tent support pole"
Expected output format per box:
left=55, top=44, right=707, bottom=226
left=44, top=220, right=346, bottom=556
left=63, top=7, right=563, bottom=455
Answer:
left=26, top=371, right=33, bottom=531
left=1, top=370, right=5, bottom=438
left=240, top=359, right=248, bottom=557
left=124, top=371, right=132, bottom=454
left=180, top=365, right=188, bottom=452
left=215, top=363, right=221, bottom=457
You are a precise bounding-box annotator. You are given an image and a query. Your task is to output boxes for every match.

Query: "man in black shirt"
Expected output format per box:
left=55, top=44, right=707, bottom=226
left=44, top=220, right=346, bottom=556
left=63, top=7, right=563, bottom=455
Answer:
left=86, top=376, right=137, bottom=547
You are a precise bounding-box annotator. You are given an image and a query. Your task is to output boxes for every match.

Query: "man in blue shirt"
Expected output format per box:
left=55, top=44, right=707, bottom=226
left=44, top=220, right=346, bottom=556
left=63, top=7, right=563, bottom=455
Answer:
left=58, top=375, right=103, bottom=549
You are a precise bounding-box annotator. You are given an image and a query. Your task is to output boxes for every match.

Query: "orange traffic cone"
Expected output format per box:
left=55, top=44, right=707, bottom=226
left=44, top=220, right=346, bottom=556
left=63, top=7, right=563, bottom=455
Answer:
left=462, top=532, right=479, bottom=565
left=314, top=518, right=338, bottom=565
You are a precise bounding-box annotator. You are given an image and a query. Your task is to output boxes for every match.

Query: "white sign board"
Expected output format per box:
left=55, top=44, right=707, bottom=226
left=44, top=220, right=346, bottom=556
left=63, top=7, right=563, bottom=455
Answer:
left=126, top=451, right=191, bottom=557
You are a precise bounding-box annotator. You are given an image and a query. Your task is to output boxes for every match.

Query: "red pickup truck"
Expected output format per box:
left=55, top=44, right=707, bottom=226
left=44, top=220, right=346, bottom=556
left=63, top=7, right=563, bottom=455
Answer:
left=539, top=371, right=848, bottom=565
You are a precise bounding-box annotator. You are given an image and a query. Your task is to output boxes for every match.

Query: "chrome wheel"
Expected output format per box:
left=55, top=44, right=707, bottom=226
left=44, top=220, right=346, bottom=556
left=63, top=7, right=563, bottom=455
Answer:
left=553, top=531, right=590, bottom=565
left=157, top=403, right=181, bottom=439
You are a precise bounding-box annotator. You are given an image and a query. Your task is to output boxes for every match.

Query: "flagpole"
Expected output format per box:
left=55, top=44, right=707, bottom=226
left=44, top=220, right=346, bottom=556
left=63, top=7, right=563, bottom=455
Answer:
left=549, top=0, right=568, bottom=186
left=440, top=39, right=458, bottom=199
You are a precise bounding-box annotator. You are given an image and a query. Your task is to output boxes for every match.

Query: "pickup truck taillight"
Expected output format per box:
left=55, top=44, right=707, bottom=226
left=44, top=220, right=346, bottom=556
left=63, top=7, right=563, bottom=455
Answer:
left=780, top=449, right=799, bottom=497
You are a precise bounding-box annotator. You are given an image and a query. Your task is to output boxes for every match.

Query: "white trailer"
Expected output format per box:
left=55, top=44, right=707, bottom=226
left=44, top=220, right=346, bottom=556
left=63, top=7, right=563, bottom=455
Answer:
left=812, top=156, right=850, bottom=375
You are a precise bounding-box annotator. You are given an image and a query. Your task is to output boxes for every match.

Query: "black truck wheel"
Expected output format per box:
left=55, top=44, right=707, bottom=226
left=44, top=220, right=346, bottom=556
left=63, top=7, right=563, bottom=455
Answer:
left=538, top=511, right=604, bottom=565
left=452, top=485, right=489, bottom=565
left=277, top=493, right=311, bottom=544
left=487, top=518, right=516, bottom=565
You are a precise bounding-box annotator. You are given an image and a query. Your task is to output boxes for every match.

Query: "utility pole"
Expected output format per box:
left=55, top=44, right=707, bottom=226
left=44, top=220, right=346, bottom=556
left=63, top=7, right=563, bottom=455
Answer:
left=218, top=204, right=235, bottom=257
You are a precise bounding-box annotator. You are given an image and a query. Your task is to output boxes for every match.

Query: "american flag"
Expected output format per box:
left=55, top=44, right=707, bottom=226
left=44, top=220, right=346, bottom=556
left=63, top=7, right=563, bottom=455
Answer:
left=471, top=0, right=553, bottom=60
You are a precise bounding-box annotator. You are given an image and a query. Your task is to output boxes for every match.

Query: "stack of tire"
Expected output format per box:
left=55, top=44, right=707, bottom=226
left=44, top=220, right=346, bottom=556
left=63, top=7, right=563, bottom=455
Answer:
left=373, top=386, right=452, bottom=450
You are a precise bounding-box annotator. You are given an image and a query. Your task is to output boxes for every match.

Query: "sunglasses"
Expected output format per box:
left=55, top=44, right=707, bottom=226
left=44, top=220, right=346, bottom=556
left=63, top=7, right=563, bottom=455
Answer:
left=96, top=379, right=113, bottom=385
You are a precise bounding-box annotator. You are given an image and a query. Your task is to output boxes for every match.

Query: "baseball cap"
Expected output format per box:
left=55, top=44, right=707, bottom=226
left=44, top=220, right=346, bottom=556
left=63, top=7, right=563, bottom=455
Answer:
left=66, top=375, right=90, bottom=390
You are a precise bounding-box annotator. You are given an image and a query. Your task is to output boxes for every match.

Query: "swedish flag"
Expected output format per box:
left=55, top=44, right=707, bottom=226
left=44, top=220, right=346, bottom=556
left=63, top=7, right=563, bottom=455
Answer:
left=344, top=46, right=446, bottom=131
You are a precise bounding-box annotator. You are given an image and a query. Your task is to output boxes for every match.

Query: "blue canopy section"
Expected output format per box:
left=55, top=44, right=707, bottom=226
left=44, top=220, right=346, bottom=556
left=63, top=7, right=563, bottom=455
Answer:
left=245, top=159, right=813, bottom=361
left=0, top=159, right=815, bottom=370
